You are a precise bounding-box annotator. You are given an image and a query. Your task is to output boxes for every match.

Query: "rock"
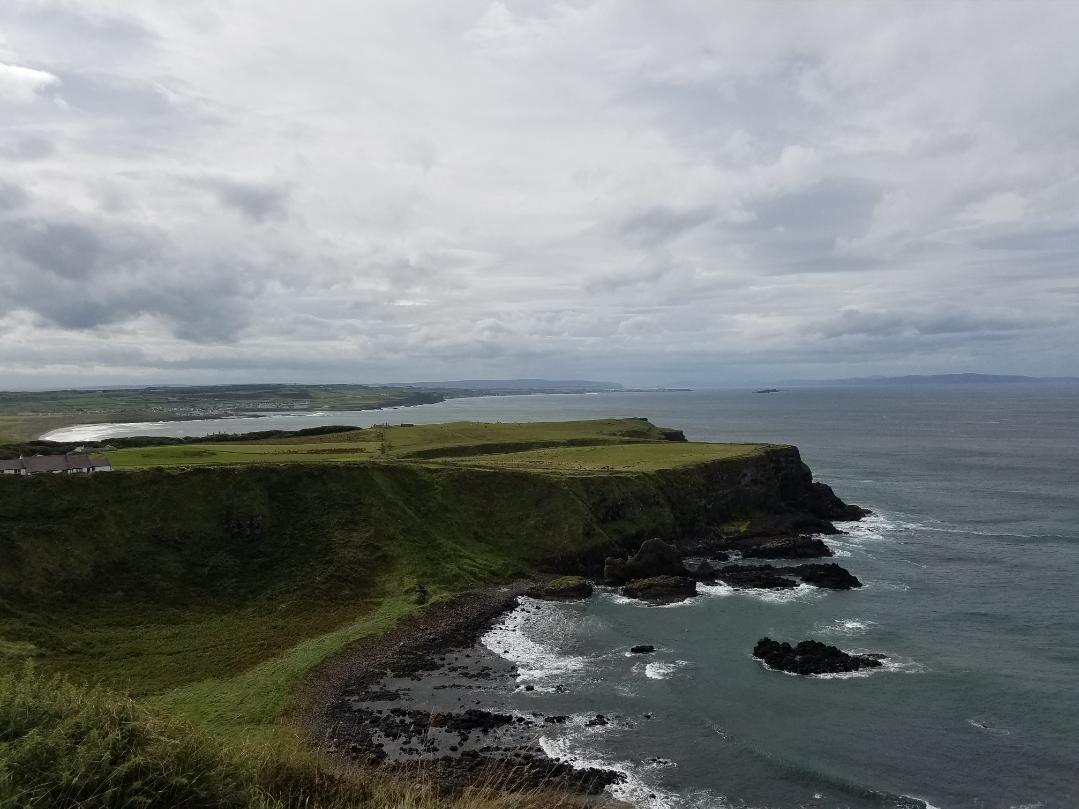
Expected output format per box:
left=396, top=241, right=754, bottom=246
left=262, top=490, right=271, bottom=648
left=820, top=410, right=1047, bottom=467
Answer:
left=718, top=562, right=861, bottom=590
left=753, top=637, right=883, bottom=675
left=788, top=563, right=862, bottom=590
left=690, top=559, right=717, bottom=580
left=630, top=644, right=655, bottom=654
left=659, top=428, right=687, bottom=442
left=585, top=714, right=609, bottom=727
left=605, top=538, right=689, bottom=584
left=622, top=575, right=697, bottom=604
left=528, top=576, right=594, bottom=600
left=603, top=556, right=629, bottom=583
left=809, top=481, right=870, bottom=521
left=738, top=535, right=834, bottom=560
left=717, top=565, right=799, bottom=589
left=414, top=582, right=428, bottom=605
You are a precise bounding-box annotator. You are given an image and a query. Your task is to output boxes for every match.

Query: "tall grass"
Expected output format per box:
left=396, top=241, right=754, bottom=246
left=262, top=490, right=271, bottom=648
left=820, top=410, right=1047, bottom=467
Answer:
left=0, top=666, right=594, bottom=809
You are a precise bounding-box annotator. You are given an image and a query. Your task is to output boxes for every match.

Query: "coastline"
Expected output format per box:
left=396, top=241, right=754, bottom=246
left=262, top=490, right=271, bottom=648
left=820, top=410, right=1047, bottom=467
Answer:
left=298, top=580, right=625, bottom=797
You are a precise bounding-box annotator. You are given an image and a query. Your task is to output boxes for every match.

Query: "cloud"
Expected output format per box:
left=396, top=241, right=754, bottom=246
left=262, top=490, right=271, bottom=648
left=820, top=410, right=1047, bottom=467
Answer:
left=0, top=1, right=1077, bottom=386
left=197, top=177, right=290, bottom=223
left=0, top=182, right=28, bottom=211
left=616, top=204, right=714, bottom=246
left=0, top=134, right=56, bottom=160
left=0, top=61, right=59, bottom=103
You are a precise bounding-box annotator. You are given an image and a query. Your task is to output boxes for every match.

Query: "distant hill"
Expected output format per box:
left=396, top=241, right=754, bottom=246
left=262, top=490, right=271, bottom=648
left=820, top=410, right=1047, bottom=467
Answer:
left=807, top=373, right=1079, bottom=386
left=407, top=379, right=625, bottom=393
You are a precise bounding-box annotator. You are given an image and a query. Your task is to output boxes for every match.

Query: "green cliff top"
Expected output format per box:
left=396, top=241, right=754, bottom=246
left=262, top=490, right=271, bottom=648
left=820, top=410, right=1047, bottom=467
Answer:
left=103, top=417, right=771, bottom=472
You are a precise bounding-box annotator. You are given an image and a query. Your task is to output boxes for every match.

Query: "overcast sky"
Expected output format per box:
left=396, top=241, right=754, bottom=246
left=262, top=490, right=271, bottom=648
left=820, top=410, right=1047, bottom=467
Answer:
left=2, top=1, right=1078, bottom=388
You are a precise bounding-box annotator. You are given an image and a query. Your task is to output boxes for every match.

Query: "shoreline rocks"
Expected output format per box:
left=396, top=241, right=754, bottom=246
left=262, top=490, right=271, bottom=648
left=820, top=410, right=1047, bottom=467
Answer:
left=717, top=562, right=862, bottom=590
left=753, top=637, right=884, bottom=676
left=630, top=644, right=656, bottom=654
left=735, top=535, right=834, bottom=560
left=622, top=575, right=697, bottom=604
left=604, top=538, right=689, bottom=584
left=527, top=575, right=594, bottom=601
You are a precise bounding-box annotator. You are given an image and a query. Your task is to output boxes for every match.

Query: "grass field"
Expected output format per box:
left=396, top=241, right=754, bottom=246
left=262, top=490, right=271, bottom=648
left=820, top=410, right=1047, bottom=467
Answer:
left=451, top=441, right=769, bottom=472
left=102, top=418, right=764, bottom=473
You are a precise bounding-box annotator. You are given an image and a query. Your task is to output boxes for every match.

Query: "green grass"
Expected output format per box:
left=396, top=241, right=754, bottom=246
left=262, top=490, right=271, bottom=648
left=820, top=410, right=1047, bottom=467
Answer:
left=451, top=441, right=769, bottom=473
left=0, top=665, right=589, bottom=809
left=102, top=418, right=731, bottom=472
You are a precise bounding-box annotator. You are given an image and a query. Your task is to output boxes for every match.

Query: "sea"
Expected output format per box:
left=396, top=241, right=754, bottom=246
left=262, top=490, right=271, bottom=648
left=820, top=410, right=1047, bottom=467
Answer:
left=45, top=385, right=1079, bottom=809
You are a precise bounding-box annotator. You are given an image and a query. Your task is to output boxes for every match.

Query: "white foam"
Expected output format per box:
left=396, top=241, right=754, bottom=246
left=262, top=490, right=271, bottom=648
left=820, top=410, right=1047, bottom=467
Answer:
left=833, top=511, right=926, bottom=543
left=539, top=734, right=733, bottom=809
left=643, top=660, right=692, bottom=680
left=480, top=598, right=587, bottom=686
left=596, top=587, right=696, bottom=608
left=967, top=718, right=1011, bottom=736
left=814, top=618, right=877, bottom=637
left=699, top=581, right=824, bottom=604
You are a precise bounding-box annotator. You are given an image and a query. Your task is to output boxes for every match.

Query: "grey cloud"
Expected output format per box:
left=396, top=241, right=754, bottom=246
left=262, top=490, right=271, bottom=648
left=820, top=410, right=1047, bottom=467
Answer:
left=3, top=218, right=157, bottom=280
left=1, top=3, right=1078, bottom=384
left=616, top=204, right=714, bottom=246
left=0, top=182, right=28, bottom=211
left=0, top=4, right=155, bottom=53
left=54, top=71, right=177, bottom=119
left=818, top=308, right=1044, bottom=340
left=199, top=178, right=290, bottom=223
left=0, top=134, right=56, bottom=161
left=0, top=215, right=253, bottom=341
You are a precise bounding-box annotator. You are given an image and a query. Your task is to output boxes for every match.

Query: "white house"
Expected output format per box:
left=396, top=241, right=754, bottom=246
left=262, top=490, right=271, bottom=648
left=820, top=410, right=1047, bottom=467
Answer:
left=0, top=453, right=112, bottom=475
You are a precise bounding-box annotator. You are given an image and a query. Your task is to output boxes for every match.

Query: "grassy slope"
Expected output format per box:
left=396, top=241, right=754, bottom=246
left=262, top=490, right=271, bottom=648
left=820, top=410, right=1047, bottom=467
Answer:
left=0, top=420, right=786, bottom=752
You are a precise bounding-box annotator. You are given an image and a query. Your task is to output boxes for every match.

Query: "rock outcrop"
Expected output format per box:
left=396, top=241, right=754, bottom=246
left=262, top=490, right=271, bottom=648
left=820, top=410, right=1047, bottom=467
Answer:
left=604, top=538, right=689, bottom=584
left=717, top=562, right=862, bottom=590
left=527, top=576, right=593, bottom=600
left=787, top=563, right=862, bottom=590
left=735, top=535, right=834, bottom=559
left=622, top=575, right=697, bottom=604
left=753, top=637, right=884, bottom=676
left=717, top=565, right=799, bottom=589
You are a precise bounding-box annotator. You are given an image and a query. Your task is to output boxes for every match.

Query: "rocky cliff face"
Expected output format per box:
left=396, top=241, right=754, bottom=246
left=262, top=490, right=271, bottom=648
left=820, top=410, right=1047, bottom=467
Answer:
left=0, top=446, right=862, bottom=607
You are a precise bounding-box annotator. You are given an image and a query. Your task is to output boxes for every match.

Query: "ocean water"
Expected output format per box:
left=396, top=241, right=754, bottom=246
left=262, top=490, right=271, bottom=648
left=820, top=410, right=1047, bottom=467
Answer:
left=49, top=386, right=1079, bottom=808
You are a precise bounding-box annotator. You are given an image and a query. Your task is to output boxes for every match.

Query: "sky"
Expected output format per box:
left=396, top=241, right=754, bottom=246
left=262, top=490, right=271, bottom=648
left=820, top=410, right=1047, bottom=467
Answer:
left=1, top=0, right=1078, bottom=389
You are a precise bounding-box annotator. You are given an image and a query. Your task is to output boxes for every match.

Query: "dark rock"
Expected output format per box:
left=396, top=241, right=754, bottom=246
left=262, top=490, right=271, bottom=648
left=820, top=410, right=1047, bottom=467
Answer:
left=630, top=644, right=655, bottom=654
left=605, top=538, right=689, bottom=585
left=603, top=556, right=629, bottom=583
left=718, top=562, right=861, bottom=590
left=659, top=428, right=687, bottom=442
left=809, top=481, right=870, bottom=521
left=690, top=559, right=717, bottom=580
left=738, top=535, right=834, bottom=560
left=527, top=576, right=593, bottom=600
left=414, top=582, right=428, bottom=605
left=788, top=562, right=862, bottom=590
left=585, top=714, right=609, bottom=727
left=622, top=575, right=697, bottom=604
left=717, top=565, right=799, bottom=589
left=753, top=637, right=883, bottom=675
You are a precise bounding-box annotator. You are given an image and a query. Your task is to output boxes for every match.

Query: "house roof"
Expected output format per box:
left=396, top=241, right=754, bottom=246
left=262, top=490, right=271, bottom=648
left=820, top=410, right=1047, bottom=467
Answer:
left=23, top=455, right=70, bottom=473
left=13, top=453, right=112, bottom=473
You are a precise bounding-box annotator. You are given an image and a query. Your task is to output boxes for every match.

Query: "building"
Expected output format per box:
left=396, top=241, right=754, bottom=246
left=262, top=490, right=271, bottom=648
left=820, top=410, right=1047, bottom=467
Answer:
left=0, top=453, right=112, bottom=476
